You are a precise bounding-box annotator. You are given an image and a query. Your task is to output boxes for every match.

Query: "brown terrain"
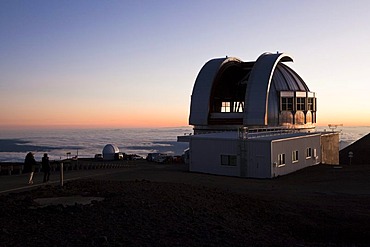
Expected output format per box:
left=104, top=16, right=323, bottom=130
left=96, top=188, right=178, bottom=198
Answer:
left=1, top=135, right=370, bottom=247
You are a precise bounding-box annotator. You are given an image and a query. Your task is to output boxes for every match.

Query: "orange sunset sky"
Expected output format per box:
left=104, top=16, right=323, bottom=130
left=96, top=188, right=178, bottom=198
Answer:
left=1, top=1, right=370, bottom=129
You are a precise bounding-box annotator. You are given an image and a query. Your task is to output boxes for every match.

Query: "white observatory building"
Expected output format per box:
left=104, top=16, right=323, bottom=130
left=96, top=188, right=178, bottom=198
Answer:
left=102, top=144, right=120, bottom=161
left=179, top=52, right=338, bottom=178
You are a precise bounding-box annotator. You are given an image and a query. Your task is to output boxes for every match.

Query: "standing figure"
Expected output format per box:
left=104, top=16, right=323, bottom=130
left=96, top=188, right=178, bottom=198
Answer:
left=24, top=152, right=37, bottom=184
left=42, top=153, right=51, bottom=183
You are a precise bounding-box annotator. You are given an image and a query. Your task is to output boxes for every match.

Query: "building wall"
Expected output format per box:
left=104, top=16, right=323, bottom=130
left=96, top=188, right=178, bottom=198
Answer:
left=188, top=133, right=325, bottom=179
left=189, top=138, right=240, bottom=177
left=270, top=134, right=321, bottom=177
left=241, top=140, right=271, bottom=178
left=321, top=132, right=339, bottom=165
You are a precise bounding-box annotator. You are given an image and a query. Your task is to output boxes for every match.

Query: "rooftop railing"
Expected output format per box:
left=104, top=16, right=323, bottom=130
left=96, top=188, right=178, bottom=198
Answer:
left=238, top=126, right=305, bottom=139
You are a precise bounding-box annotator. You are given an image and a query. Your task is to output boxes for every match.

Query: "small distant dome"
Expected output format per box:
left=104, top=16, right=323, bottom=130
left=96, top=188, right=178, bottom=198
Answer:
left=103, top=144, right=119, bottom=160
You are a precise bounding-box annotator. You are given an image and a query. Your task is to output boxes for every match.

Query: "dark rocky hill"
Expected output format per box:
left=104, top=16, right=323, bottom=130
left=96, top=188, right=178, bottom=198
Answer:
left=340, top=133, right=370, bottom=165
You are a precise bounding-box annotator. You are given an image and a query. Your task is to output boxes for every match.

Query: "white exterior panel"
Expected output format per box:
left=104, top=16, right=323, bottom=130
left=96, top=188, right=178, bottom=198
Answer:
left=271, top=134, right=321, bottom=177
left=244, top=53, right=294, bottom=126
left=244, top=140, right=271, bottom=178
left=189, top=58, right=226, bottom=125
left=190, top=138, right=239, bottom=177
left=185, top=131, right=325, bottom=179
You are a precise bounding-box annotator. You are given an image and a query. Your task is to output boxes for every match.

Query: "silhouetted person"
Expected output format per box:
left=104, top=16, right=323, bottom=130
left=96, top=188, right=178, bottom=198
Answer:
left=42, top=153, right=51, bottom=183
left=24, top=152, right=36, bottom=184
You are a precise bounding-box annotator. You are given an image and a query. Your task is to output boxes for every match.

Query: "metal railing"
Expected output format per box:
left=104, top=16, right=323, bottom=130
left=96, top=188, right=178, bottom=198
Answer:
left=238, top=127, right=303, bottom=140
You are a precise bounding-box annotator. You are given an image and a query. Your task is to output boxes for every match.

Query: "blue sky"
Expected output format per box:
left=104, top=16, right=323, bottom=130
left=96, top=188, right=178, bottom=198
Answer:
left=1, top=0, right=370, bottom=128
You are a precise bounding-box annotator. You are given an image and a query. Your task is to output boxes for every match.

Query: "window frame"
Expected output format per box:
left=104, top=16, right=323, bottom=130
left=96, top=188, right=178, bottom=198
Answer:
left=221, top=102, right=231, bottom=112
left=277, top=153, right=286, bottom=167
left=292, top=150, right=299, bottom=163
left=281, top=97, right=294, bottom=111
left=307, top=98, right=314, bottom=111
left=233, top=101, right=244, bottom=112
left=220, top=154, right=237, bottom=166
left=306, top=147, right=312, bottom=159
left=296, top=97, right=306, bottom=111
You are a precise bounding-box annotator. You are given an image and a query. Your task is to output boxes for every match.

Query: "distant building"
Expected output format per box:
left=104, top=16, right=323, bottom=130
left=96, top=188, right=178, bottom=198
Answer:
left=103, top=144, right=120, bottom=161
left=179, top=52, right=338, bottom=178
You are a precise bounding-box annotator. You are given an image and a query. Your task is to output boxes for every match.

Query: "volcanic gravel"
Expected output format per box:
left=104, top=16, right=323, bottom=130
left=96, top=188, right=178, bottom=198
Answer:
left=1, top=178, right=370, bottom=247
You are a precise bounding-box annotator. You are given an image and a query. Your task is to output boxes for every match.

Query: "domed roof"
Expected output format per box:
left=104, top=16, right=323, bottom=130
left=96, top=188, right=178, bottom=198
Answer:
left=271, top=63, right=309, bottom=92
left=102, top=144, right=119, bottom=155
left=189, top=52, right=317, bottom=133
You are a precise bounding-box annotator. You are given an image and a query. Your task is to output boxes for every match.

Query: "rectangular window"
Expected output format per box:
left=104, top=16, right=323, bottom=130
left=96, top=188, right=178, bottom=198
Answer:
left=277, top=153, right=285, bottom=167
left=221, top=155, right=237, bottom=166
left=307, top=98, right=314, bottom=111
left=281, top=97, right=293, bottom=111
left=233, top=101, right=244, bottom=112
left=296, top=97, right=306, bottom=111
left=292, top=150, right=299, bottom=163
left=221, top=102, right=231, bottom=112
left=306, top=148, right=312, bottom=159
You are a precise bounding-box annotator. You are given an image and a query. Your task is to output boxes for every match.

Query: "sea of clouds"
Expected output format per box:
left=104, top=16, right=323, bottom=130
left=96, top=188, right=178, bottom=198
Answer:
left=0, top=126, right=369, bottom=163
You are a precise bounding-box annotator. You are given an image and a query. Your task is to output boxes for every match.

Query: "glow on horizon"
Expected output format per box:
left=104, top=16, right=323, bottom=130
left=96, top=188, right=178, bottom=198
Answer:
left=0, top=102, right=189, bottom=129
left=0, top=119, right=189, bottom=129
left=1, top=1, right=370, bottom=128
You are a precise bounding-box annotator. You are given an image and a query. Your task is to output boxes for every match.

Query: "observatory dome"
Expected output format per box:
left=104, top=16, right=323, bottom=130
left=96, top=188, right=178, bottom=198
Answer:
left=102, top=144, right=119, bottom=160
left=189, top=52, right=316, bottom=133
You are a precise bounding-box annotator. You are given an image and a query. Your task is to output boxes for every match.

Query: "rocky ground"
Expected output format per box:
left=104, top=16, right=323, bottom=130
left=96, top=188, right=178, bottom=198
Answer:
left=1, top=168, right=370, bottom=247
left=340, top=133, right=370, bottom=165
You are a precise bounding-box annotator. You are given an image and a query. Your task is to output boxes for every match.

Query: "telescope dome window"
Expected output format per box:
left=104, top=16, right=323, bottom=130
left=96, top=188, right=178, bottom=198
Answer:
left=221, top=102, right=231, bottom=112
left=220, top=101, right=244, bottom=113
left=296, top=97, right=306, bottom=111
left=281, top=97, right=293, bottom=111
left=233, top=101, right=244, bottom=112
left=307, top=98, right=314, bottom=111
left=306, top=111, right=312, bottom=123
left=279, top=111, right=293, bottom=125
left=295, top=111, right=305, bottom=125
